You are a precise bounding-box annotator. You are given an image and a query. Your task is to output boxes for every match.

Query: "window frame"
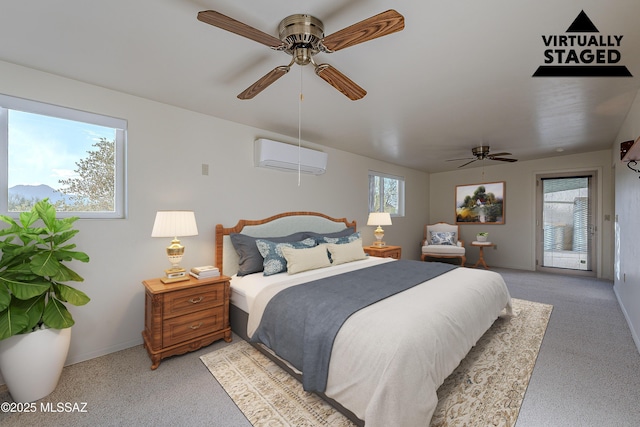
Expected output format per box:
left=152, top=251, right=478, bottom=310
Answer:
left=0, top=94, right=127, bottom=219
left=368, top=170, right=405, bottom=217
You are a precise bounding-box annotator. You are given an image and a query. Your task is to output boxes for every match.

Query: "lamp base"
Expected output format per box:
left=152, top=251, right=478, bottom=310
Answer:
left=372, top=240, right=386, bottom=247
left=160, top=267, right=188, bottom=284
left=161, top=275, right=189, bottom=284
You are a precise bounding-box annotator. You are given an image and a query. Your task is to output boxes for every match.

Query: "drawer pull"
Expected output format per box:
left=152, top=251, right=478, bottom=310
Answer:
left=189, top=297, right=203, bottom=304
left=190, top=322, right=203, bottom=330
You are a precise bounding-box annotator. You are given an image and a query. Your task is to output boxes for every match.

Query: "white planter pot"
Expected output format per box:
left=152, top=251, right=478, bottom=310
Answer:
left=476, top=235, right=488, bottom=242
left=0, top=327, right=71, bottom=402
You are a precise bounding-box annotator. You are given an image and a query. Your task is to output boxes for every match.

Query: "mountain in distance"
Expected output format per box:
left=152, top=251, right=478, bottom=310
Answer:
left=9, top=184, right=71, bottom=203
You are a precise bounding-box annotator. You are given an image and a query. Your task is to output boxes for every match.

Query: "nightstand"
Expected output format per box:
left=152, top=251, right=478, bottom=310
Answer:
left=142, top=274, right=231, bottom=370
left=363, top=245, right=402, bottom=259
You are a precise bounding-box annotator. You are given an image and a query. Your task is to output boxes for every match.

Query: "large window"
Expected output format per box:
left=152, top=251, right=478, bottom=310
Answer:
left=368, top=171, right=405, bottom=216
left=0, top=94, right=126, bottom=219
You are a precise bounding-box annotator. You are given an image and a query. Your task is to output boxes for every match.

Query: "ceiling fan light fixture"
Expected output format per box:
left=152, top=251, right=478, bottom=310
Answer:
left=293, top=47, right=313, bottom=66
left=472, top=146, right=490, bottom=160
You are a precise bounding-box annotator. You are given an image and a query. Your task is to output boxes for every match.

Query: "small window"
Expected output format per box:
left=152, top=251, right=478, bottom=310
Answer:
left=368, top=171, right=405, bottom=216
left=0, top=94, right=126, bottom=219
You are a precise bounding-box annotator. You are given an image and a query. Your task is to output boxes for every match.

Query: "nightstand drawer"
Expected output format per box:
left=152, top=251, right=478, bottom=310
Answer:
left=163, top=306, right=225, bottom=347
left=163, top=283, right=224, bottom=318
left=385, top=249, right=401, bottom=259
left=363, top=245, right=402, bottom=259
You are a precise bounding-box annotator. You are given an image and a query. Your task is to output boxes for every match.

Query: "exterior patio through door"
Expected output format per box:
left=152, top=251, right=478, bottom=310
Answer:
left=536, top=173, right=596, bottom=276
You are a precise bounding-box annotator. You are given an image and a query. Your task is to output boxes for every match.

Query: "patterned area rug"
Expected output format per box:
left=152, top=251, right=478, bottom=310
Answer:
left=200, top=298, right=552, bottom=427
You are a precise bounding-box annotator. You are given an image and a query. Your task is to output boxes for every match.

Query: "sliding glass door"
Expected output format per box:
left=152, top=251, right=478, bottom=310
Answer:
left=536, top=173, right=596, bottom=276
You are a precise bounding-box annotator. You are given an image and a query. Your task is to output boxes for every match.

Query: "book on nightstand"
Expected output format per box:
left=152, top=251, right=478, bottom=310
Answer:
left=189, top=265, right=220, bottom=279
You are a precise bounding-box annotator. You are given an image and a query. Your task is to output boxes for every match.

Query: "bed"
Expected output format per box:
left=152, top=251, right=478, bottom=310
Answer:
left=215, top=212, right=512, bottom=427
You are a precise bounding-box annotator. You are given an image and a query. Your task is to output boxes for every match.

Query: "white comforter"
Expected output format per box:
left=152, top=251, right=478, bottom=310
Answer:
left=245, top=259, right=512, bottom=427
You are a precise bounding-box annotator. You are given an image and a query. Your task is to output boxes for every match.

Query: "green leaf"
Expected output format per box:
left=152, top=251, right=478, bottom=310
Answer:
left=0, top=305, right=30, bottom=340
left=0, top=221, right=20, bottom=237
left=34, top=199, right=57, bottom=231
left=42, top=298, right=74, bottom=329
left=0, top=214, right=19, bottom=227
left=19, top=210, right=40, bottom=228
left=3, top=277, right=51, bottom=300
left=52, top=217, right=78, bottom=234
left=52, top=229, right=79, bottom=246
left=56, top=249, right=90, bottom=264
left=0, top=285, right=10, bottom=311
left=55, top=283, right=90, bottom=306
left=52, top=263, right=84, bottom=282
left=13, top=295, right=45, bottom=332
left=30, top=251, right=61, bottom=277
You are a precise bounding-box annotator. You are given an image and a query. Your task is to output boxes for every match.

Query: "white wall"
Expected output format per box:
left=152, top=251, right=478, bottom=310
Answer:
left=429, top=150, right=615, bottom=279
left=613, top=88, right=640, bottom=352
left=0, top=60, right=429, bottom=373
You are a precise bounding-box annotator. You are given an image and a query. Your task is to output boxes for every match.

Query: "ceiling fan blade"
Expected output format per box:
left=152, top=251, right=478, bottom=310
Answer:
left=487, top=152, right=512, bottom=157
left=446, top=157, right=475, bottom=162
left=315, top=64, right=367, bottom=100
left=237, top=66, right=290, bottom=99
left=197, top=10, right=284, bottom=49
left=321, top=9, right=405, bottom=52
left=490, top=157, right=518, bottom=163
left=458, top=159, right=478, bottom=168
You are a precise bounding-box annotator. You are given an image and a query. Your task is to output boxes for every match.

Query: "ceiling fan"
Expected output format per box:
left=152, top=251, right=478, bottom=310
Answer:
left=197, top=9, right=404, bottom=100
left=447, top=146, right=518, bottom=168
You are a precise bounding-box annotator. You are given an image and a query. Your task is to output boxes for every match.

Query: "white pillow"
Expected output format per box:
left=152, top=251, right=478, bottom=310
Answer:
left=280, top=244, right=331, bottom=275
left=326, top=239, right=367, bottom=265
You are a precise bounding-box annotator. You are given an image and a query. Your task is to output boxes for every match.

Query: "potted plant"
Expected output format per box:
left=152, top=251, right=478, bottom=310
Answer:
left=476, top=232, right=489, bottom=242
left=0, top=198, right=90, bottom=402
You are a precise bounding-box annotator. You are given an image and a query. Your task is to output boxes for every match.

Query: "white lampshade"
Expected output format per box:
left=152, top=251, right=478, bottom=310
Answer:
left=151, top=211, right=199, bottom=238
left=367, top=212, right=392, bottom=226
left=367, top=212, right=392, bottom=247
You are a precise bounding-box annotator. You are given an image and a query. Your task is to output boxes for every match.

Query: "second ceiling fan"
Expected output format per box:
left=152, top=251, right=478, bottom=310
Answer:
left=197, top=9, right=404, bottom=100
left=448, top=146, right=518, bottom=168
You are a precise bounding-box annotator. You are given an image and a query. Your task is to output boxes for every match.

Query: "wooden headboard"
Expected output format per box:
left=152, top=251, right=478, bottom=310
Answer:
left=215, top=212, right=357, bottom=276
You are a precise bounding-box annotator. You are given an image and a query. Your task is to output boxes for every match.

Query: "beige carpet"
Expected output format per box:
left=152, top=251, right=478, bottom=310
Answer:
left=201, top=298, right=552, bottom=427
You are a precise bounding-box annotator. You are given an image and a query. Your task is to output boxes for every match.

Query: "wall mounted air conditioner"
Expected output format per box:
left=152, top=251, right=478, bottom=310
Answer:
left=254, top=139, right=327, bottom=175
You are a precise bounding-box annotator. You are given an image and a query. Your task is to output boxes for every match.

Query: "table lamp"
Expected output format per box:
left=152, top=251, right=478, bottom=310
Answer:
left=367, top=212, right=392, bottom=247
left=151, top=210, right=199, bottom=283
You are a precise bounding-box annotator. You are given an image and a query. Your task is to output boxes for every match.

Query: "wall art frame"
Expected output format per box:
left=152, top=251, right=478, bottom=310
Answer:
left=455, top=181, right=505, bottom=224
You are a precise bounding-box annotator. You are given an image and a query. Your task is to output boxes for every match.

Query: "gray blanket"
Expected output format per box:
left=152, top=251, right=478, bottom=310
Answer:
left=250, top=260, right=457, bottom=392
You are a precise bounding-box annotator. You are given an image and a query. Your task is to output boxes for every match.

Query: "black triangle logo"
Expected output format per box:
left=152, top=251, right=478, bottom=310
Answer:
left=566, top=10, right=599, bottom=32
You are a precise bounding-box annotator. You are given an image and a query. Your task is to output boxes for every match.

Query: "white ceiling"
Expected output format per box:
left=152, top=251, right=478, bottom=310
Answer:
left=1, top=0, right=639, bottom=172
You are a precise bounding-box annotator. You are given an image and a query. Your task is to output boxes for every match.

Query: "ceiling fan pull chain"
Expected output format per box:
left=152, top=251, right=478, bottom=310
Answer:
left=298, top=66, right=303, bottom=186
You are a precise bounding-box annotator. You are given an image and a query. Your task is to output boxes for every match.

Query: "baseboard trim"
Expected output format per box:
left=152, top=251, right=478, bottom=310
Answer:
left=66, top=337, right=143, bottom=366
left=614, top=284, right=640, bottom=355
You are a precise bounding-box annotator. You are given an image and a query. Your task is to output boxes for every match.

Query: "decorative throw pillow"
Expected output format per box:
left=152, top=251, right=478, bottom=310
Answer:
left=430, top=231, right=456, bottom=246
left=326, top=239, right=367, bottom=265
left=256, top=238, right=317, bottom=276
left=280, top=244, right=332, bottom=275
left=230, top=232, right=308, bottom=276
left=305, top=227, right=356, bottom=244
left=321, top=231, right=361, bottom=245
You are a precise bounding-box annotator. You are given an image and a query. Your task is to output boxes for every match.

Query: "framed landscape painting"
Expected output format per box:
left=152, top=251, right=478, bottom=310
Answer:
left=455, top=181, right=505, bottom=224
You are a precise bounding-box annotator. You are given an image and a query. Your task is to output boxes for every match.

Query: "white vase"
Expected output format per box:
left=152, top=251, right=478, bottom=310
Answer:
left=0, top=327, right=71, bottom=402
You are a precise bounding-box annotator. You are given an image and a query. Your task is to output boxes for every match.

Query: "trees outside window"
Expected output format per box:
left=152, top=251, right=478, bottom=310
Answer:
left=1, top=94, right=126, bottom=219
left=368, top=171, right=405, bottom=216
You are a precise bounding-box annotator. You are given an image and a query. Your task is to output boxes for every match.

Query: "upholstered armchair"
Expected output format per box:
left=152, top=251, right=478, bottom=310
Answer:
left=421, top=222, right=466, bottom=266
